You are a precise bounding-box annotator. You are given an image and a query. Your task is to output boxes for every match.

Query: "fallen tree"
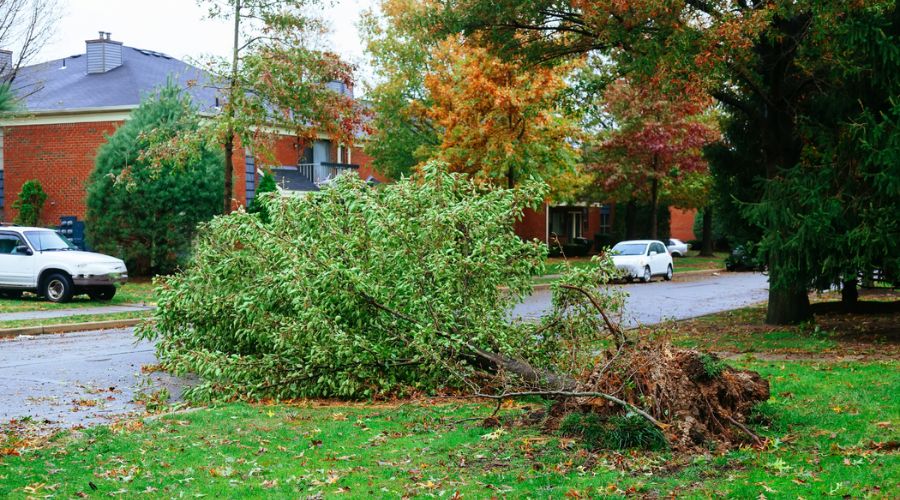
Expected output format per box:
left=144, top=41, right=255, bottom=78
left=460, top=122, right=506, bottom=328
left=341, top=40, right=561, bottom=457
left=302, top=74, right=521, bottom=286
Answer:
left=140, top=163, right=768, bottom=450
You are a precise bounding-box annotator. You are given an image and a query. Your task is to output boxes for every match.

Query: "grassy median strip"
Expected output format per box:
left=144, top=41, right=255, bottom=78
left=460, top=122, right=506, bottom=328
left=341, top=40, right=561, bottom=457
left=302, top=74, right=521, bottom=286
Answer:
left=0, top=360, right=895, bottom=498
left=0, top=281, right=156, bottom=314
left=0, top=310, right=151, bottom=331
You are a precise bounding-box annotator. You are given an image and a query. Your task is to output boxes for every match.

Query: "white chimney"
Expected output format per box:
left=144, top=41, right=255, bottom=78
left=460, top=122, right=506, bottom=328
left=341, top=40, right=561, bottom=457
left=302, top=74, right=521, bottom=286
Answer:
left=85, top=31, right=122, bottom=74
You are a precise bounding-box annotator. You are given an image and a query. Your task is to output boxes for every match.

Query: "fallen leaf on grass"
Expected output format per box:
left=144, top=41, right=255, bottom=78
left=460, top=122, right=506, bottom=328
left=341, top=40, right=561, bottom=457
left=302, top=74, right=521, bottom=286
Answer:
left=481, top=428, right=506, bottom=441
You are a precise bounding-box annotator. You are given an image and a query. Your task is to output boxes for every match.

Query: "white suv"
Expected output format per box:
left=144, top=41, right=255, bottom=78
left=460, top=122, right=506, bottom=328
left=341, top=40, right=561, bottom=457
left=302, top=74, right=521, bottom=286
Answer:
left=0, top=226, right=128, bottom=303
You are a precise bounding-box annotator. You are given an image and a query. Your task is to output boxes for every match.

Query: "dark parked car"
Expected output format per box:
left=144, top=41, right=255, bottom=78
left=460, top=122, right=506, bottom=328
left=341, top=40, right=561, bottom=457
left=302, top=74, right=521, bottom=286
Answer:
left=725, top=244, right=765, bottom=272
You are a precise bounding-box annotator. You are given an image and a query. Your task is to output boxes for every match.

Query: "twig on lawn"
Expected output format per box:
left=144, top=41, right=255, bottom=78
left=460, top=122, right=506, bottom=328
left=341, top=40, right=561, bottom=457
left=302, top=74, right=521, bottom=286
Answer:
left=725, top=414, right=763, bottom=446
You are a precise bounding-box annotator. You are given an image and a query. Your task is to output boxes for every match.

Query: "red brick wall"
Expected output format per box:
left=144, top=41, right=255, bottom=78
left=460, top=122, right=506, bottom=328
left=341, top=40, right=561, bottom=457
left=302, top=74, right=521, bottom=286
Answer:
left=272, top=136, right=299, bottom=165
left=3, top=121, right=253, bottom=221
left=669, top=207, right=697, bottom=241
left=351, top=146, right=388, bottom=183
left=515, top=205, right=547, bottom=243
left=4, top=121, right=122, bottom=225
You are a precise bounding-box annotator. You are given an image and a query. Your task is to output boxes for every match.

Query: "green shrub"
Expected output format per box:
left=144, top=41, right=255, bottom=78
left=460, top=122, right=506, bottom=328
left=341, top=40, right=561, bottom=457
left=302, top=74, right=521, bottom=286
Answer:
left=247, top=171, right=277, bottom=223
left=12, top=180, right=48, bottom=226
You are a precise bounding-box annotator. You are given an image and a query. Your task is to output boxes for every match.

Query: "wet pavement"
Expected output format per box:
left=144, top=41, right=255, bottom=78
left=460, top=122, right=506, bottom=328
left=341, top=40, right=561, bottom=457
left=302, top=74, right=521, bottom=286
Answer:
left=0, top=328, right=188, bottom=428
left=512, top=272, right=769, bottom=326
left=0, top=272, right=768, bottom=429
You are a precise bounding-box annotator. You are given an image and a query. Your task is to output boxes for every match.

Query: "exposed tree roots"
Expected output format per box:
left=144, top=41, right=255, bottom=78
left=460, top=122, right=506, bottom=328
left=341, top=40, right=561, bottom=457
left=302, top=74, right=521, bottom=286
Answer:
left=546, top=342, right=770, bottom=452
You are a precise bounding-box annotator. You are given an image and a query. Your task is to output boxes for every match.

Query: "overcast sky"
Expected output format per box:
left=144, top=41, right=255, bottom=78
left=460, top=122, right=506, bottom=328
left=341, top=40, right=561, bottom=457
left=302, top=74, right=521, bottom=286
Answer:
left=34, top=0, right=377, bottom=83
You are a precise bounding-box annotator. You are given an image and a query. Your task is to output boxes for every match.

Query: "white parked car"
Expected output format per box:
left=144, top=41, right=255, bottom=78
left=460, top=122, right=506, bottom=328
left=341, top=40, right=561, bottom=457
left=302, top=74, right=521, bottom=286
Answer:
left=610, top=240, right=673, bottom=282
left=667, top=238, right=691, bottom=257
left=0, top=226, right=127, bottom=303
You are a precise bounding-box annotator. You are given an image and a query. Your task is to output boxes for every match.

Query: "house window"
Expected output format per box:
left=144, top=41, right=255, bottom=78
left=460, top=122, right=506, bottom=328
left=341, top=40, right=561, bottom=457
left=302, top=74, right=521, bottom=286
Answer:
left=550, top=211, right=565, bottom=237
left=599, top=204, right=611, bottom=234
left=569, top=211, right=583, bottom=239
left=299, top=146, right=313, bottom=165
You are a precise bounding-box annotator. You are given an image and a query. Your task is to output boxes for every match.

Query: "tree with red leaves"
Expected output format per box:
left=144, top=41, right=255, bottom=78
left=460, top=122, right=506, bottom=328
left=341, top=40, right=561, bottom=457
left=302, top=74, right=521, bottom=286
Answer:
left=592, top=78, right=719, bottom=239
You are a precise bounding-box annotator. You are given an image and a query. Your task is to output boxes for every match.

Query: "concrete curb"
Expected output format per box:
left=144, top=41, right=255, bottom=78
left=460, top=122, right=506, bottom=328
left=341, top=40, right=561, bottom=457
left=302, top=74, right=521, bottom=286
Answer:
left=0, top=318, right=148, bottom=339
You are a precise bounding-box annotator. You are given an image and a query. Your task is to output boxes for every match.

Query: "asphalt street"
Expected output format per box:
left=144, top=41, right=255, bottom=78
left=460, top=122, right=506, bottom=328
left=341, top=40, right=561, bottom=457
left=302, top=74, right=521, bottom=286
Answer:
left=0, top=272, right=768, bottom=428
left=512, top=271, right=769, bottom=326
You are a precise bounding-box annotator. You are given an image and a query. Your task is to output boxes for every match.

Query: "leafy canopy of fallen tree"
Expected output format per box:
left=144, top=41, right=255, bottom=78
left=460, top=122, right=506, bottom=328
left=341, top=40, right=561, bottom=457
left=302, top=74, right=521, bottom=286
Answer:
left=140, top=164, right=615, bottom=400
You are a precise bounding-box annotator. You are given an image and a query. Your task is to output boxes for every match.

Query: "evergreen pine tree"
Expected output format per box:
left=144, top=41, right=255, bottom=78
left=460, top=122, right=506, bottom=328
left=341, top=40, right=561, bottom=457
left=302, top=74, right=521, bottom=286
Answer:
left=86, top=83, right=223, bottom=275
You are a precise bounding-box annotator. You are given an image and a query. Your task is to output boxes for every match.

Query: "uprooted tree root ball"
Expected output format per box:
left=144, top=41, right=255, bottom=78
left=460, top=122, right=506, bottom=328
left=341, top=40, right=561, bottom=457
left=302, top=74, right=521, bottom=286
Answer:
left=547, top=342, right=770, bottom=452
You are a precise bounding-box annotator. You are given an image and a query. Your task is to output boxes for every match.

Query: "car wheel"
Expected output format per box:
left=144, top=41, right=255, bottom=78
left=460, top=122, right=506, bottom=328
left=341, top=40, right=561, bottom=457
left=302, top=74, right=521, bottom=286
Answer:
left=0, top=290, right=23, bottom=299
left=43, top=272, right=74, bottom=303
left=641, top=266, right=652, bottom=283
left=664, top=264, right=673, bottom=281
left=671, top=251, right=681, bottom=257
left=88, top=286, right=117, bottom=301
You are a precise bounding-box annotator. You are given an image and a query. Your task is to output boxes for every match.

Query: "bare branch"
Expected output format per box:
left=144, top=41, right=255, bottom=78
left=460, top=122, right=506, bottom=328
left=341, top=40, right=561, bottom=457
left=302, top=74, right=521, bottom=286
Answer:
left=475, top=390, right=664, bottom=429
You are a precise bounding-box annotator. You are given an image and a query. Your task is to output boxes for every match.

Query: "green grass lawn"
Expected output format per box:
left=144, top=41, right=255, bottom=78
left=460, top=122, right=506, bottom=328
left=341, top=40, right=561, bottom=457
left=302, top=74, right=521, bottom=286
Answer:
left=0, top=280, right=156, bottom=314
left=672, top=251, right=728, bottom=272
left=1, top=360, right=896, bottom=498
left=667, top=299, right=899, bottom=357
left=543, top=256, right=597, bottom=276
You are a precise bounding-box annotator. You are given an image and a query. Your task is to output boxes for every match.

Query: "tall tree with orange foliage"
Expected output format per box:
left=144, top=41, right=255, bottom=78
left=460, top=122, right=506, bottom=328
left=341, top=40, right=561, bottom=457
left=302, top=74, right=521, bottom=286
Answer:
left=423, top=39, right=581, bottom=194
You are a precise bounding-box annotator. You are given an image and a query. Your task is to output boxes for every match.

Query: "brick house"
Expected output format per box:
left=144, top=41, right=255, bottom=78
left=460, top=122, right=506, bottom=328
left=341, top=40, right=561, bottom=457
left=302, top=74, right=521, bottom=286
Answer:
left=515, top=204, right=613, bottom=248
left=0, top=32, right=381, bottom=224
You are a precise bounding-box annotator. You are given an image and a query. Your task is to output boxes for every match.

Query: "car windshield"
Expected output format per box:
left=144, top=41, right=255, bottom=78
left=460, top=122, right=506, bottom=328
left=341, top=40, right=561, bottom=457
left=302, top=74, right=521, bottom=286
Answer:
left=25, top=231, right=77, bottom=251
left=612, top=243, right=648, bottom=256
left=670, top=239, right=682, bottom=245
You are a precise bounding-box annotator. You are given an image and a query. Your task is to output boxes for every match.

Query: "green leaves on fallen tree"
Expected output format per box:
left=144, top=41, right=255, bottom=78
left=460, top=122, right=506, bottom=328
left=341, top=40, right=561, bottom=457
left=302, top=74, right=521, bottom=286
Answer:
left=140, top=164, right=627, bottom=400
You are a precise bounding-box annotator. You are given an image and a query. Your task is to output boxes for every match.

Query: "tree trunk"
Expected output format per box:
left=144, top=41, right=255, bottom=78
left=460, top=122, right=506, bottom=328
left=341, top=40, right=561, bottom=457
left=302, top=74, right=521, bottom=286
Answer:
left=700, top=206, right=714, bottom=256
left=766, top=287, right=811, bottom=325
left=841, top=278, right=858, bottom=312
left=224, top=133, right=235, bottom=214
left=222, top=0, right=241, bottom=214
left=649, top=177, right=659, bottom=240
left=625, top=200, right=637, bottom=240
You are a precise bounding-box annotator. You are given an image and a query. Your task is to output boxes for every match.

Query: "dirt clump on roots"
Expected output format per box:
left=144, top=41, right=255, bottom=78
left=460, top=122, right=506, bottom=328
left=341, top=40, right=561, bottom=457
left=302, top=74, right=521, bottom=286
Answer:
left=549, top=342, right=770, bottom=452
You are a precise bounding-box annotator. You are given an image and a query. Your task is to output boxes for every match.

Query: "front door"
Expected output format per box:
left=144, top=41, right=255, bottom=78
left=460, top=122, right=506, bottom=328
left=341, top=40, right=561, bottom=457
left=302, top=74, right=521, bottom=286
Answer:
left=0, top=232, right=34, bottom=287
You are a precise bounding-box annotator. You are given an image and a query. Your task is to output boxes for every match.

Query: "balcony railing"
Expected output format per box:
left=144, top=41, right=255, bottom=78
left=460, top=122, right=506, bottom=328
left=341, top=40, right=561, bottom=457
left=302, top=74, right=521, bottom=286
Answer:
left=297, top=162, right=360, bottom=185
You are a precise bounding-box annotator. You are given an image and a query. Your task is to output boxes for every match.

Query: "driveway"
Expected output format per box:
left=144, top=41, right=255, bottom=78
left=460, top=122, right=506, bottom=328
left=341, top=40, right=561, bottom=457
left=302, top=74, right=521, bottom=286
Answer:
left=0, top=272, right=768, bottom=428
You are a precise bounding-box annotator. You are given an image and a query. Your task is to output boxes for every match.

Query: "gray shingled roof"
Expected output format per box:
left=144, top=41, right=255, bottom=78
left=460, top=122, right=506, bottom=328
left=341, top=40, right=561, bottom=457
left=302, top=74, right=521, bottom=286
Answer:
left=11, top=46, right=219, bottom=113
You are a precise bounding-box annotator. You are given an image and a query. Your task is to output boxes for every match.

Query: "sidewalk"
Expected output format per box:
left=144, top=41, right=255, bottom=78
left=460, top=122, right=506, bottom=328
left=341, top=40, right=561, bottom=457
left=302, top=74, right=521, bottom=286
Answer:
left=0, top=304, right=155, bottom=322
